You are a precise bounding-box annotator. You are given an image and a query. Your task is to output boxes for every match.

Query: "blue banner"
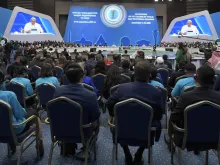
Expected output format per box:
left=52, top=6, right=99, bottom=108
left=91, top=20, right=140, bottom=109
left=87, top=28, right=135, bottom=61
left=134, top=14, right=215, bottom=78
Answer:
left=64, top=5, right=160, bottom=46
left=0, top=7, right=12, bottom=36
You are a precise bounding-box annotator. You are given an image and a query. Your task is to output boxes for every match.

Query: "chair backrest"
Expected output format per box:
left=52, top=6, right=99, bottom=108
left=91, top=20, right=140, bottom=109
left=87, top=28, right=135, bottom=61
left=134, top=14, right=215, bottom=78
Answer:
left=155, top=86, right=168, bottom=114
left=114, top=98, right=153, bottom=147
left=92, top=74, right=106, bottom=92
left=62, top=74, right=70, bottom=85
left=121, top=74, right=131, bottom=83
left=183, top=86, right=196, bottom=93
left=6, top=82, right=25, bottom=106
left=82, top=83, right=94, bottom=92
left=47, top=97, right=86, bottom=145
left=157, top=68, right=169, bottom=87
left=110, top=84, right=119, bottom=95
left=0, top=100, right=17, bottom=144
left=182, top=101, right=220, bottom=149
left=55, top=66, right=64, bottom=80
left=30, top=65, right=41, bottom=79
left=36, top=83, right=56, bottom=106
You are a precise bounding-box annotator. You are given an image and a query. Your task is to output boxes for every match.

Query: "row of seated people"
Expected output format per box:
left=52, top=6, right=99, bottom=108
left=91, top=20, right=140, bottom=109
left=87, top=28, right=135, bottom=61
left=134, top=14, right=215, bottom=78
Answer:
left=1, top=56, right=220, bottom=165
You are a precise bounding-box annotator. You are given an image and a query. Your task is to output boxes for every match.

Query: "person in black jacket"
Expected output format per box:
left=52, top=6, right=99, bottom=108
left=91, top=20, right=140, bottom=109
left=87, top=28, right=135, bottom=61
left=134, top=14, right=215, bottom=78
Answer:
left=107, top=61, right=163, bottom=165
left=165, top=65, right=220, bottom=152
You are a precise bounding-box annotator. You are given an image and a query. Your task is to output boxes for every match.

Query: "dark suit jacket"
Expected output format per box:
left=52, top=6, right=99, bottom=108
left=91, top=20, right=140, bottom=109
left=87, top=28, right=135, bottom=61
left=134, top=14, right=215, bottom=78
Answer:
left=121, top=69, right=134, bottom=80
left=170, top=86, right=220, bottom=146
left=171, top=86, right=220, bottom=127
left=54, top=84, right=100, bottom=124
left=168, top=69, right=185, bottom=87
left=107, top=81, right=163, bottom=121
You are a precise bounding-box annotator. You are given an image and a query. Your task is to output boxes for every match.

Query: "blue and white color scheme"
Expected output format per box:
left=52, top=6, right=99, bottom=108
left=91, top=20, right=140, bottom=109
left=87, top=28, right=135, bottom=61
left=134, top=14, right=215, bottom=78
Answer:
left=64, top=5, right=160, bottom=46
left=162, top=10, right=218, bottom=43
left=100, top=5, right=127, bottom=28
left=4, top=6, right=63, bottom=42
left=0, top=7, right=12, bottom=36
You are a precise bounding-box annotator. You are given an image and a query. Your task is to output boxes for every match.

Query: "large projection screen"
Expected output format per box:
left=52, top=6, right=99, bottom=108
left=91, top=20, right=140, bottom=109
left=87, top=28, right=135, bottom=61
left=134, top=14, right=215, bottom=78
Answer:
left=4, top=6, right=63, bottom=42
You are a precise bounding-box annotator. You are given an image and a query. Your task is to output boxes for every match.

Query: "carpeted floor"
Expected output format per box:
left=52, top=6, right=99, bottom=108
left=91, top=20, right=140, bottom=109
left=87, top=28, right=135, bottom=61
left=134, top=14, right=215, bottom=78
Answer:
left=0, top=113, right=219, bottom=165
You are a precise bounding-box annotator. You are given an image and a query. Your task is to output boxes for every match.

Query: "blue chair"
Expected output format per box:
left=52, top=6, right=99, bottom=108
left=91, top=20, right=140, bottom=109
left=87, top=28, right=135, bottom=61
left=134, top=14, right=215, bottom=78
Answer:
left=54, top=66, right=64, bottom=81
left=109, top=98, right=156, bottom=165
left=155, top=86, right=170, bottom=128
left=36, top=83, right=56, bottom=118
left=110, top=84, right=119, bottom=95
left=92, top=73, right=106, bottom=94
left=157, top=68, right=169, bottom=87
left=82, top=83, right=94, bottom=92
left=0, top=100, right=40, bottom=165
left=62, top=74, right=70, bottom=85
left=171, top=101, right=220, bottom=165
left=30, top=65, right=41, bottom=80
left=6, top=81, right=36, bottom=109
left=47, top=97, right=97, bottom=165
left=121, top=74, right=131, bottom=83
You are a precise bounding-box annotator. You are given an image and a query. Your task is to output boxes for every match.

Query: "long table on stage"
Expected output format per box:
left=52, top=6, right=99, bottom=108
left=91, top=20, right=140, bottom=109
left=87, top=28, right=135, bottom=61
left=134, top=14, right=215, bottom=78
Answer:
left=57, top=46, right=205, bottom=69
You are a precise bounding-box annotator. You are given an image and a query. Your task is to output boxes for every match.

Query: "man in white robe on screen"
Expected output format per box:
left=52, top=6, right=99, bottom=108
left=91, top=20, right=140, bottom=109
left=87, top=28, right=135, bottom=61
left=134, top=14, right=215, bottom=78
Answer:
left=23, top=17, right=43, bottom=34
left=179, top=20, right=199, bottom=36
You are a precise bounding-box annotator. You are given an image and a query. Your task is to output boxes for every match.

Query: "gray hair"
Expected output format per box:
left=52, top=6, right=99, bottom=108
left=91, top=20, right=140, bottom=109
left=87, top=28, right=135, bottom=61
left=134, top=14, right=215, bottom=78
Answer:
left=31, top=17, right=36, bottom=21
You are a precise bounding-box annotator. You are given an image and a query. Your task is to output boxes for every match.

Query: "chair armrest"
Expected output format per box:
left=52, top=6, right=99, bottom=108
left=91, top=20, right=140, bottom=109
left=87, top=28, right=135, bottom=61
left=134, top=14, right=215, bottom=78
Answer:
left=13, top=115, right=37, bottom=128
left=82, top=123, right=93, bottom=128
left=172, top=97, right=179, bottom=103
left=97, top=96, right=101, bottom=101
left=172, top=122, right=185, bottom=133
left=25, top=93, right=37, bottom=101
left=108, top=117, right=115, bottom=128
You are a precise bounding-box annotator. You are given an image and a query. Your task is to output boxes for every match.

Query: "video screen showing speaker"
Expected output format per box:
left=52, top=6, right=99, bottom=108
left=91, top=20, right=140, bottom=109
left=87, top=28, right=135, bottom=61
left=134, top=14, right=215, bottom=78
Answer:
left=10, top=12, right=56, bottom=35
left=169, top=15, right=212, bottom=37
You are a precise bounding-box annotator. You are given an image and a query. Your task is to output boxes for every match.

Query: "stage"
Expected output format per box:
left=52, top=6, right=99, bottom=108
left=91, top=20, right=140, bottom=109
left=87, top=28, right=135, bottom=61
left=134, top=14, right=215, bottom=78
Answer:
left=57, top=46, right=205, bottom=69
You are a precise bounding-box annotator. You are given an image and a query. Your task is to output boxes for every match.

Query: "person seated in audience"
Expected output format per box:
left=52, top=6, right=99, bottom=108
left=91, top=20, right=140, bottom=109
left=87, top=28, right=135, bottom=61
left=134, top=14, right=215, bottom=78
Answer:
left=94, top=60, right=106, bottom=75
left=57, top=56, right=67, bottom=69
left=163, top=55, right=172, bottom=69
left=7, top=54, right=22, bottom=79
left=95, top=54, right=104, bottom=61
left=36, top=63, right=59, bottom=88
left=171, top=63, right=196, bottom=97
left=102, top=65, right=127, bottom=99
left=0, top=72, right=44, bottom=156
left=154, top=57, right=168, bottom=69
left=83, top=64, right=98, bottom=96
left=121, top=59, right=133, bottom=79
left=148, top=67, right=164, bottom=87
left=168, top=61, right=186, bottom=87
left=124, top=49, right=128, bottom=55
left=107, top=61, right=163, bottom=165
left=86, top=53, right=97, bottom=69
left=11, top=66, right=34, bottom=96
left=54, top=63, right=100, bottom=154
left=164, top=65, right=220, bottom=154
left=112, top=54, right=121, bottom=67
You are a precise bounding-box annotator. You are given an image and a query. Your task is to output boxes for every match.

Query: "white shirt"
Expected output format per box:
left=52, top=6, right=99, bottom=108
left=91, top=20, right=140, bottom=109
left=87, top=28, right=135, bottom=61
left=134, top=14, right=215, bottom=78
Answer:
left=181, top=25, right=199, bottom=35
left=24, top=22, right=43, bottom=34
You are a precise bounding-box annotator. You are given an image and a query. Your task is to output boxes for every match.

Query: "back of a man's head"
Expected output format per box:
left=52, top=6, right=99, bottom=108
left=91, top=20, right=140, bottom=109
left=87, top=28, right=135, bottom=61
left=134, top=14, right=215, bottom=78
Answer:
left=121, top=60, right=130, bottom=69
left=196, top=65, right=215, bottom=86
left=134, top=61, right=151, bottom=82
left=89, top=53, right=96, bottom=59
left=179, top=60, right=186, bottom=70
left=137, top=51, right=145, bottom=59
left=163, top=55, right=168, bottom=61
left=185, top=63, right=196, bottom=73
left=113, top=54, right=121, bottom=62
left=65, top=63, right=83, bottom=84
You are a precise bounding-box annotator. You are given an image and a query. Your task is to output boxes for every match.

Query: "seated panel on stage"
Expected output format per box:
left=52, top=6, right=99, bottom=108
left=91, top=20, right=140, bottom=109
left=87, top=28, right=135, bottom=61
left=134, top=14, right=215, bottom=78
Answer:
left=162, top=10, right=218, bottom=43
left=4, top=6, right=63, bottom=42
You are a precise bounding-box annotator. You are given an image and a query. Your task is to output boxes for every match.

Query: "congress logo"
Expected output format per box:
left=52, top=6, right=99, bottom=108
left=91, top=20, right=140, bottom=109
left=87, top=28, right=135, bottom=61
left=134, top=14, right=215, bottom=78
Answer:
left=100, top=5, right=127, bottom=28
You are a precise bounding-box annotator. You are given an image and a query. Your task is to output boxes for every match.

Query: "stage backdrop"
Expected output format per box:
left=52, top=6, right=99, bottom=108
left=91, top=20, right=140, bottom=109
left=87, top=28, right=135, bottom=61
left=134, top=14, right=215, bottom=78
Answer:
left=64, top=5, right=160, bottom=46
